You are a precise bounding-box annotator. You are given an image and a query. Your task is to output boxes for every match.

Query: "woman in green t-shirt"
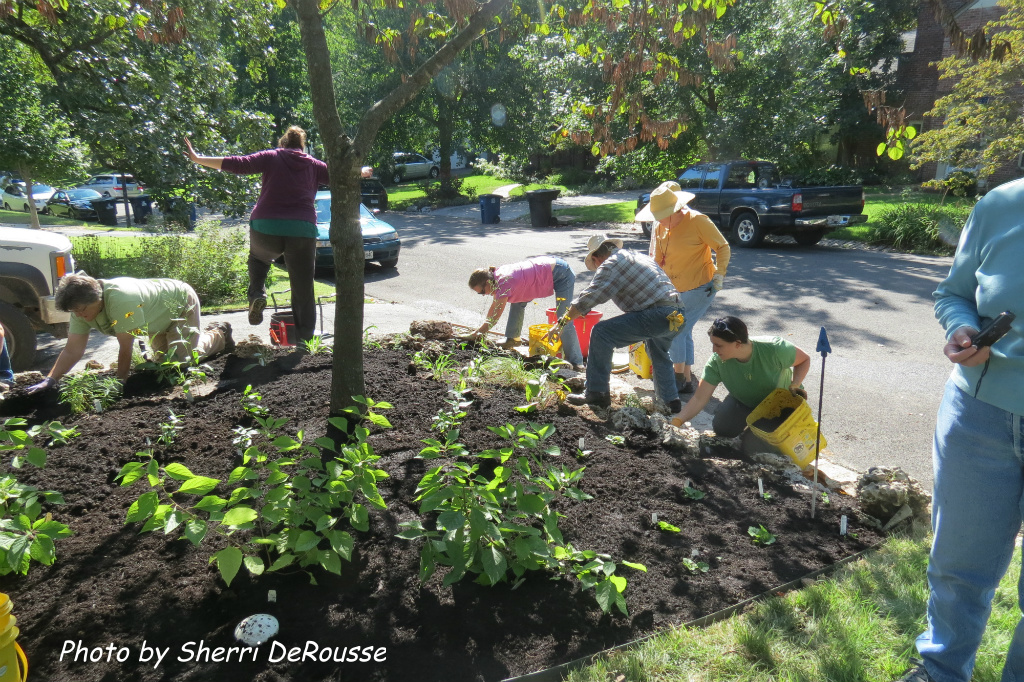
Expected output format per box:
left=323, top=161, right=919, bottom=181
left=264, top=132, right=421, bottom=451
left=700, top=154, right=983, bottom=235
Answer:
left=671, top=316, right=811, bottom=451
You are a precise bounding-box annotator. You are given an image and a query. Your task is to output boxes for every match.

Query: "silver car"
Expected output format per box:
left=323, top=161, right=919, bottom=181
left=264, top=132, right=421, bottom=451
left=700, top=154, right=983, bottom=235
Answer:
left=75, top=174, right=145, bottom=198
left=391, top=152, right=439, bottom=184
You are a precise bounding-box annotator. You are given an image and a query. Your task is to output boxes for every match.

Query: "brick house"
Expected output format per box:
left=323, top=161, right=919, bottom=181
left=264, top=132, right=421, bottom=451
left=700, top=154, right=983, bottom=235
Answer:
left=895, top=0, right=1024, bottom=187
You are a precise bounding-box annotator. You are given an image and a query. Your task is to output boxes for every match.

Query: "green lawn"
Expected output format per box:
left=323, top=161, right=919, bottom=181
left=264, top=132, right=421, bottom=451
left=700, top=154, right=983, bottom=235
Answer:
left=0, top=207, right=90, bottom=227
left=387, top=172, right=566, bottom=209
left=566, top=528, right=1019, bottom=682
left=553, top=201, right=638, bottom=224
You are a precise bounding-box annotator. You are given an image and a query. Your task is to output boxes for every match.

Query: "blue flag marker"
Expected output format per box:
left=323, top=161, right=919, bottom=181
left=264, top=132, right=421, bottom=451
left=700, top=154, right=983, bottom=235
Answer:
left=817, top=326, right=832, bottom=356
left=811, top=326, right=831, bottom=518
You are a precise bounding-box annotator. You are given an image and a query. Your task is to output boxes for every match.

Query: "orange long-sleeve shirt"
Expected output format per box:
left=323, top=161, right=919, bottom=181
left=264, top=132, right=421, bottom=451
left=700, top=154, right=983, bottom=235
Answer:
left=648, top=208, right=731, bottom=293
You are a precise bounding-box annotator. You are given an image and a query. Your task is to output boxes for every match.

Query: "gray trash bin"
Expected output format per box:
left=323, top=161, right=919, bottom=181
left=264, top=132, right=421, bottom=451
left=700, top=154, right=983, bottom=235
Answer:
left=525, top=189, right=560, bottom=227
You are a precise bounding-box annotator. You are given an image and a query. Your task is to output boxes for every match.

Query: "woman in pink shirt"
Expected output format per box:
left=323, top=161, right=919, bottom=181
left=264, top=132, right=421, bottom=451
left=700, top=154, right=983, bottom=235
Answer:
left=184, top=126, right=329, bottom=343
left=465, top=256, right=584, bottom=367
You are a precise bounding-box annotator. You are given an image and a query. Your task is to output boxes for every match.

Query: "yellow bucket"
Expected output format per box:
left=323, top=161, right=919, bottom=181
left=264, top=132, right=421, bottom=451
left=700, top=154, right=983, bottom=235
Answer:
left=528, top=323, right=562, bottom=358
left=745, top=389, right=827, bottom=468
left=0, top=594, right=26, bottom=682
left=628, top=342, right=653, bottom=379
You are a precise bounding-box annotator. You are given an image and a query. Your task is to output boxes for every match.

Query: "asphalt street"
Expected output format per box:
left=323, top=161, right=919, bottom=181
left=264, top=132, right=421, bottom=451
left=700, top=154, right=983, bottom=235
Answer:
left=24, top=192, right=955, bottom=488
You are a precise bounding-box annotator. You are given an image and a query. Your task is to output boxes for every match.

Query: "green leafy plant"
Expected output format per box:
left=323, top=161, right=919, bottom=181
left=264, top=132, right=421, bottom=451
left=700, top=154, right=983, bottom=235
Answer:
left=748, top=525, right=777, bottom=546
left=116, top=403, right=390, bottom=586
left=683, top=485, right=705, bottom=501
left=398, top=421, right=642, bottom=614
left=682, top=557, right=709, bottom=573
left=761, top=491, right=774, bottom=502
left=657, top=521, right=681, bottom=533
left=156, top=410, right=183, bottom=447
left=514, top=375, right=546, bottom=414
left=303, top=335, right=332, bottom=355
left=244, top=346, right=275, bottom=371
left=575, top=437, right=592, bottom=459
left=821, top=491, right=831, bottom=506
left=0, top=419, right=72, bottom=575
left=240, top=385, right=270, bottom=419
left=605, top=434, right=625, bottom=446
left=57, top=371, right=123, bottom=414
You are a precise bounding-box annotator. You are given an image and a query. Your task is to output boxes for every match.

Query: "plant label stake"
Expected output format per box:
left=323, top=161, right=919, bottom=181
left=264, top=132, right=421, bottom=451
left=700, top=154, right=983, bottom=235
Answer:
left=840, top=515, right=848, bottom=536
left=811, top=326, right=832, bottom=519
left=757, top=478, right=764, bottom=497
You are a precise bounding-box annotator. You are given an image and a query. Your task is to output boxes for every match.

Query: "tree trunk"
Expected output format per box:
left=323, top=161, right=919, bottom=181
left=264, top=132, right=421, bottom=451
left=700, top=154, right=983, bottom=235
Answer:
left=291, top=0, right=511, bottom=421
left=291, top=0, right=365, bottom=421
left=437, top=95, right=454, bottom=179
left=18, top=167, right=42, bottom=230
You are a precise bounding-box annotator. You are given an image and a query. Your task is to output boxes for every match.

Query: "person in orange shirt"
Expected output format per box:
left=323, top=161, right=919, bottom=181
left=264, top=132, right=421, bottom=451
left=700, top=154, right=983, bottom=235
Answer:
left=636, top=181, right=730, bottom=397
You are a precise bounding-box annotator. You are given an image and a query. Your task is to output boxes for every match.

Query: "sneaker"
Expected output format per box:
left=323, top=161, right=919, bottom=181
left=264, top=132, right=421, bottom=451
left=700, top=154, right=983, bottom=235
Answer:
left=566, top=391, right=611, bottom=408
left=668, top=399, right=682, bottom=413
left=248, top=297, right=267, bottom=326
left=205, top=321, right=235, bottom=353
left=895, top=659, right=933, bottom=682
left=498, top=337, right=521, bottom=350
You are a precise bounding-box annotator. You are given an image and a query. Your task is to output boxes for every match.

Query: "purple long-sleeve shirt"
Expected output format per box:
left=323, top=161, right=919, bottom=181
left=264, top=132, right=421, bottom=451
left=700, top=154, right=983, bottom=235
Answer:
left=221, top=148, right=329, bottom=224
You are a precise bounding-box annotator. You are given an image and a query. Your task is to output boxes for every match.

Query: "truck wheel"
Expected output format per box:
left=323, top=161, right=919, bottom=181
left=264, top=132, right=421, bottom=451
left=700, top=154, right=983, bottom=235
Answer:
left=794, top=229, right=826, bottom=246
left=378, top=258, right=399, bottom=268
left=0, top=302, right=37, bottom=371
left=640, top=221, right=653, bottom=238
left=731, top=211, right=764, bottom=248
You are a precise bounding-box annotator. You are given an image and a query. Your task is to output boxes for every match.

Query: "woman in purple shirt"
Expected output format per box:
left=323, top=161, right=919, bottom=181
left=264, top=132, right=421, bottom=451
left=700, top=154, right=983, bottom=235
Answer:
left=465, top=256, right=585, bottom=367
left=185, top=126, right=329, bottom=343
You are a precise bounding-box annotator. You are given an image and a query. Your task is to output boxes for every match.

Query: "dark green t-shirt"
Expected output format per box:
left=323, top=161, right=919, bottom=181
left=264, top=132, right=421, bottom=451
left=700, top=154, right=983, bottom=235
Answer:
left=702, top=336, right=798, bottom=408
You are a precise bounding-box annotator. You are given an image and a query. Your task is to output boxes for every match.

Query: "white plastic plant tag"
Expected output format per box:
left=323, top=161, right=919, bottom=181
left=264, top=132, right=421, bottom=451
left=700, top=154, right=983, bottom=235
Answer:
left=579, top=437, right=585, bottom=449
left=758, top=478, right=764, bottom=496
left=683, top=478, right=690, bottom=489
left=93, top=399, right=103, bottom=413
left=840, top=515, right=848, bottom=536
left=235, top=613, right=279, bottom=646
left=651, top=513, right=658, bottom=524
left=267, top=590, right=277, bottom=603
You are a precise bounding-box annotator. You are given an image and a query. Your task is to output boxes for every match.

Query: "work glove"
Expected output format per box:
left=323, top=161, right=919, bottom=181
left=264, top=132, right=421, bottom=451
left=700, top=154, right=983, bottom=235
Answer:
left=26, top=377, right=56, bottom=394
left=789, top=386, right=808, bottom=401
left=711, top=274, right=724, bottom=292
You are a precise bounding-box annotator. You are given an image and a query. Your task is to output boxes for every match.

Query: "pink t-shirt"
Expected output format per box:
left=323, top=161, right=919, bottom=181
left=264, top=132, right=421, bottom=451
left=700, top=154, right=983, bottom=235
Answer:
left=492, top=257, right=556, bottom=303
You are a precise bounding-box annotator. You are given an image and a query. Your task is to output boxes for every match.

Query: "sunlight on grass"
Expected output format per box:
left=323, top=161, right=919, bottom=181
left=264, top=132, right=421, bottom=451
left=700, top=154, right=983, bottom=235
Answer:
left=387, top=172, right=567, bottom=208
left=0, top=207, right=89, bottom=227
left=477, top=355, right=545, bottom=389
left=565, top=531, right=1024, bottom=682
left=553, top=201, right=638, bottom=224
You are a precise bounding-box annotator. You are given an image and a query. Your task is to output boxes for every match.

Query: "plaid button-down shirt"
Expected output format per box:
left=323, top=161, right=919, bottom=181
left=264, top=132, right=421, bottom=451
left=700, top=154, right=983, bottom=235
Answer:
left=574, top=249, right=678, bottom=314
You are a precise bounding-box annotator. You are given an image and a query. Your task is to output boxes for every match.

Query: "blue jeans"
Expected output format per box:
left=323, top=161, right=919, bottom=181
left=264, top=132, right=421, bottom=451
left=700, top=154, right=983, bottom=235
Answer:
left=0, top=339, right=12, bottom=383
left=670, top=280, right=717, bottom=365
left=917, top=379, right=1024, bottom=682
left=585, top=305, right=683, bottom=403
left=504, top=259, right=584, bottom=366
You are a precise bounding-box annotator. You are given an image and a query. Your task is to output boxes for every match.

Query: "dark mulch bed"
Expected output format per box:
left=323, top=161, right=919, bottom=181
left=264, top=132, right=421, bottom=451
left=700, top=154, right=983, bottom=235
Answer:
left=0, top=346, right=878, bottom=682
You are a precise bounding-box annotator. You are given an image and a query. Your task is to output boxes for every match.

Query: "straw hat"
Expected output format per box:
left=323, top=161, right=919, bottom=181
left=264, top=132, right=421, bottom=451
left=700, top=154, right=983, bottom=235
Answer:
left=634, top=181, right=696, bottom=222
left=584, top=233, right=624, bottom=271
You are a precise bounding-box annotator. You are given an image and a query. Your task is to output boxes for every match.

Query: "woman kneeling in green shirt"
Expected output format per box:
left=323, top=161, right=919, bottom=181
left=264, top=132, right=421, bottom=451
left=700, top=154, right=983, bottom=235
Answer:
left=28, top=274, right=233, bottom=392
left=672, top=315, right=811, bottom=452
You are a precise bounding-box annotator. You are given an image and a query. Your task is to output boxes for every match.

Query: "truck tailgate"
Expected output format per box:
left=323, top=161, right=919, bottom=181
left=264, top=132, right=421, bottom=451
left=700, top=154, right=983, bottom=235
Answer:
left=796, top=185, right=863, bottom=216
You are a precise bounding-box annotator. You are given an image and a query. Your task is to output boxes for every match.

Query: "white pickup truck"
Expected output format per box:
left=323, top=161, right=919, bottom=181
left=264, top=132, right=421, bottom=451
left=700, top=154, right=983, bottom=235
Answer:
left=0, top=226, right=74, bottom=370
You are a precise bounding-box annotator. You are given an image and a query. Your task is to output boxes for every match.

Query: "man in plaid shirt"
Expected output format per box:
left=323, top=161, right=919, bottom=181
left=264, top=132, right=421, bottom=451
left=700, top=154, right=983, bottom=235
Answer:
left=547, top=234, right=685, bottom=411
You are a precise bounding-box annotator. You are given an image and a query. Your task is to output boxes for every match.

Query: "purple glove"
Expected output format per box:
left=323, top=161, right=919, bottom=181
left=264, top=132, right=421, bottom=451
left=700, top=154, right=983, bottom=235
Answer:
left=26, top=377, right=56, bottom=394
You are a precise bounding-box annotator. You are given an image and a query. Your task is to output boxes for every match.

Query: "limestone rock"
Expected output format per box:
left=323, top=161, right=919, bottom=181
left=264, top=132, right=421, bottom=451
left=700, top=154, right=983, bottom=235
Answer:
left=662, top=423, right=700, bottom=453
left=235, top=334, right=273, bottom=359
left=856, top=466, right=930, bottom=523
left=409, top=320, right=453, bottom=340
left=84, top=360, right=104, bottom=371
left=611, top=406, right=651, bottom=432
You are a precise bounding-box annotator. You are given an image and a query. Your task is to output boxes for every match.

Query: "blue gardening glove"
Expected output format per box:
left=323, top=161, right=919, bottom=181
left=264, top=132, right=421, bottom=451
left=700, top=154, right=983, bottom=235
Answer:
left=27, top=377, right=56, bottom=394
left=711, top=274, right=724, bottom=292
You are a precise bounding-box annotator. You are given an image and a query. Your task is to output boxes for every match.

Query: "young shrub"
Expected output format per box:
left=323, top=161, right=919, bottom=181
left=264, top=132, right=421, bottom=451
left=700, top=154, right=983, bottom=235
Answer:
left=58, top=371, right=123, bottom=415
left=116, top=396, right=391, bottom=586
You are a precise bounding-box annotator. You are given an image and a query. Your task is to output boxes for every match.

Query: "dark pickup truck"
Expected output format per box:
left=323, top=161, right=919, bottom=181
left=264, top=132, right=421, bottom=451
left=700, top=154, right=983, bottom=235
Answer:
left=636, top=160, right=866, bottom=247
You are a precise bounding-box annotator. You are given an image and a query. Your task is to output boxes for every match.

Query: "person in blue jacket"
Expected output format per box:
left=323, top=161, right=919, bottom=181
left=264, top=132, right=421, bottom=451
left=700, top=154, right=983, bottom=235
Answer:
left=895, top=177, right=1023, bottom=682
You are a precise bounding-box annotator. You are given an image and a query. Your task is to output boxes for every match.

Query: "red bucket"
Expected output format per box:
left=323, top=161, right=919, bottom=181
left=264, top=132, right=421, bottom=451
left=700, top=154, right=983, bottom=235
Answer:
left=269, top=311, right=297, bottom=347
left=546, top=308, right=603, bottom=358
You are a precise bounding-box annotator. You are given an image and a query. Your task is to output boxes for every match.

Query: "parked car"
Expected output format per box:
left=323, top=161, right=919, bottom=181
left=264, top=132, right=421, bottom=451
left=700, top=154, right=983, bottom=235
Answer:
left=391, top=152, right=439, bottom=184
left=75, top=174, right=144, bottom=198
left=314, top=190, right=400, bottom=273
left=635, top=160, right=866, bottom=247
left=0, top=172, right=22, bottom=188
left=361, top=176, right=389, bottom=211
left=2, top=183, right=56, bottom=212
left=45, top=189, right=103, bottom=220
left=0, top=226, right=74, bottom=369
